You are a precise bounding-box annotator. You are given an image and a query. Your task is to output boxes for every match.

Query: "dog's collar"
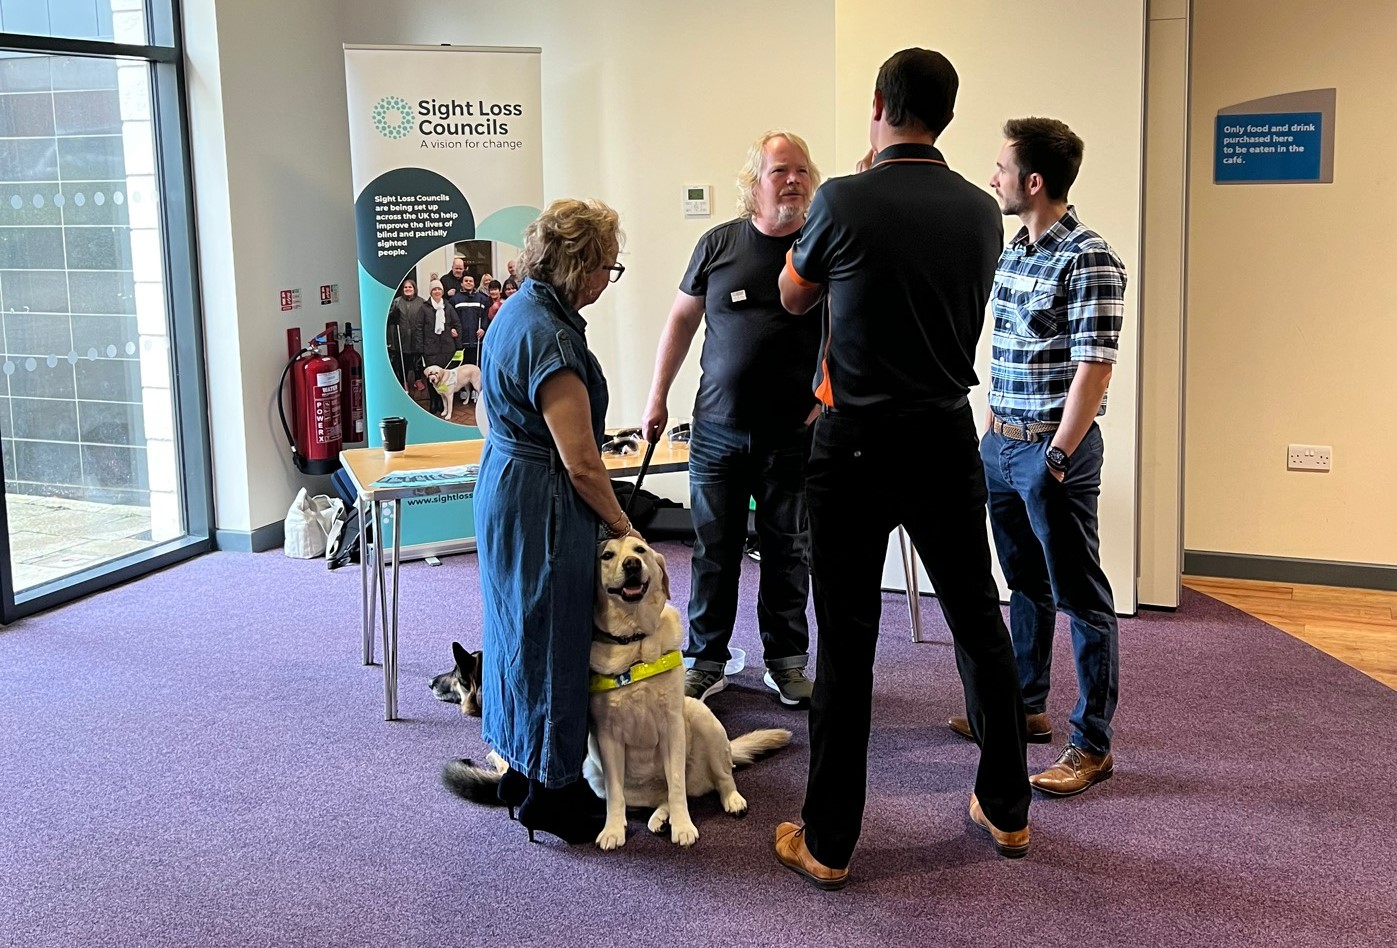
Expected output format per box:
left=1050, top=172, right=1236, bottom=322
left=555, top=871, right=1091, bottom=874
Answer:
left=589, top=650, right=682, bottom=694
left=596, top=628, right=647, bottom=645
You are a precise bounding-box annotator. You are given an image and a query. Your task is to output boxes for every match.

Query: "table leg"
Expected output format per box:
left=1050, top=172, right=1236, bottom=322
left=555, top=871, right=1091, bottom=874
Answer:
left=374, top=500, right=391, bottom=718
left=898, top=526, right=925, bottom=643
left=386, top=498, right=403, bottom=721
left=359, top=493, right=374, bottom=665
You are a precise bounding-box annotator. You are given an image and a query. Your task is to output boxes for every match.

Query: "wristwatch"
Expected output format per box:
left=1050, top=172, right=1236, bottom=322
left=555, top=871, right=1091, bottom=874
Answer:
left=1045, top=445, right=1070, bottom=474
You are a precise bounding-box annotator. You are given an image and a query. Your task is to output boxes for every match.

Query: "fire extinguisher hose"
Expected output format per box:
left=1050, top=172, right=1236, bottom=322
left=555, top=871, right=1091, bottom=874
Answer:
left=277, top=348, right=313, bottom=458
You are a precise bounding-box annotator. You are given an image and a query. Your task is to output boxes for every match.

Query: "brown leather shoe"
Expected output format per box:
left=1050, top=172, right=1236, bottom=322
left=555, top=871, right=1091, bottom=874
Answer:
left=1030, top=744, right=1114, bottom=797
left=774, top=822, right=849, bottom=890
left=968, top=794, right=1030, bottom=858
left=948, top=712, right=1053, bottom=744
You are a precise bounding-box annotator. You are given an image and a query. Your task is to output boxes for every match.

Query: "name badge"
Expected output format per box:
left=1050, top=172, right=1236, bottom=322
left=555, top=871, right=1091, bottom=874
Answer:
left=1011, top=274, right=1038, bottom=293
left=730, top=289, right=747, bottom=303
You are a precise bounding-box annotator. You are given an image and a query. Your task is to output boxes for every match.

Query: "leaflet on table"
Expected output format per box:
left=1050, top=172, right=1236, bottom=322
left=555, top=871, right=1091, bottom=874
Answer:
left=370, top=464, right=480, bottom=490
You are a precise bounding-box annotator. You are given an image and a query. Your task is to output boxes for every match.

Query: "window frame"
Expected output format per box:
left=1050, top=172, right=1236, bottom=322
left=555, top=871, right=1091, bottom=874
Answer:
left=0, top=0, right=213, bottom=623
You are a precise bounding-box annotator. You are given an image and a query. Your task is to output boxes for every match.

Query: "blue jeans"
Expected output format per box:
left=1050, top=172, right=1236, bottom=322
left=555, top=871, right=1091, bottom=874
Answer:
left=686, top=416, right=810, bottom=674
left=981, top=423, right=1119, bottom=755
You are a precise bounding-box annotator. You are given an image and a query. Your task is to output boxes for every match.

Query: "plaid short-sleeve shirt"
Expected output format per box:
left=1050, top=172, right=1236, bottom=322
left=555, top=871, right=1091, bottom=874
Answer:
left=988, top=208, right=1126, bottom=424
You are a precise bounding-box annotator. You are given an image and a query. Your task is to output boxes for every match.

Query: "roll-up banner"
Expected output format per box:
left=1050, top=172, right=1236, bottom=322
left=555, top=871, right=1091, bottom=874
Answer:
left=344, top=44, right=542, bottom=555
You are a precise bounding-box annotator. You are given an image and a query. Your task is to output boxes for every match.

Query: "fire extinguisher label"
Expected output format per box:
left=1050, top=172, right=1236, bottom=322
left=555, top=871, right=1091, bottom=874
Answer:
left=312, top=369, right=343, bottom=445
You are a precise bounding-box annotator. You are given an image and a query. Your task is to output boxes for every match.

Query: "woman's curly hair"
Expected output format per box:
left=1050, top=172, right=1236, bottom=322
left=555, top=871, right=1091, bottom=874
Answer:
left=517, top=199, right=623, bottom=305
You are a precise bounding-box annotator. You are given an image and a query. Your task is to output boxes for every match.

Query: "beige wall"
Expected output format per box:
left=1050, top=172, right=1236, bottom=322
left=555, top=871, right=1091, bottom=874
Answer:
left=1185, top=0, right=1397, bottom=566
left=843, top=1, right=1147, bottom=611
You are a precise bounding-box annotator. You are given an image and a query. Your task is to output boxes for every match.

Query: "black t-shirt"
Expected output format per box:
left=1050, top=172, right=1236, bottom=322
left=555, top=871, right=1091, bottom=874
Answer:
left=680, top=218, right=822, bottom=430
left=788, top=142, right=1004, bottom=414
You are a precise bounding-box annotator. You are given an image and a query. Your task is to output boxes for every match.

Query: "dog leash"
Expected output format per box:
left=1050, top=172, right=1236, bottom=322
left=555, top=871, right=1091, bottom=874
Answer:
left=622, top=437, right=659, bottom=519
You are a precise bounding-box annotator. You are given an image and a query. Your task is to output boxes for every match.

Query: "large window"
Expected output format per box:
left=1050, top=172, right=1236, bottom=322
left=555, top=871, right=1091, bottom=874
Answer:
left=0, top=1, right=210, bottom=622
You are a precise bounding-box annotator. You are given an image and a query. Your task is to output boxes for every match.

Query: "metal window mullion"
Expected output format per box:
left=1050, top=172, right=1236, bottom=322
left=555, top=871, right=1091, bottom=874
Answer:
left=149, top=0, right=179, bottom=50
left=150, top=52, right=211, bottom=542
left=0, top=32, right=176, bottom=63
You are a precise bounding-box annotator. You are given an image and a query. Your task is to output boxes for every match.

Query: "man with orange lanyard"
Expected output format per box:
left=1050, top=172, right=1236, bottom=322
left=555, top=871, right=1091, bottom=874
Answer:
left=771, top=48, right=1031, bottom=890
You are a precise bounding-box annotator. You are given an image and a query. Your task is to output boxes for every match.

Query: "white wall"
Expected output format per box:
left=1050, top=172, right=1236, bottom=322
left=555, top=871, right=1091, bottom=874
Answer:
left=189, top=1, right=1156, bottom=606
left=185, top=0, right=361, bottom=538
left=191, top=0, right=835, bottom=536
left=845, top=0, right=1148, bottom=612
left=337, top=0, right=836, bottom=425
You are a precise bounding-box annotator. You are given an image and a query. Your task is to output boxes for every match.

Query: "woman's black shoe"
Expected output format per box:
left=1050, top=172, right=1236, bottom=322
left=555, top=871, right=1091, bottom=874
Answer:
left=497, top=769, right=528, bottom=820
left=518, top=778, right=606, bottom=845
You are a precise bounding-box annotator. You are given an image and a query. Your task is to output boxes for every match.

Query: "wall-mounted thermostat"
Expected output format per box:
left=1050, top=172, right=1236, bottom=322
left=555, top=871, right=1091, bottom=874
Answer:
left=683, top=185, right=711, bottom=218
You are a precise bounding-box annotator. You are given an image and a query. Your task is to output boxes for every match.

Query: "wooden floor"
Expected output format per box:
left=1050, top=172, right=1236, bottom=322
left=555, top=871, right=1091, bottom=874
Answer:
left=1182, top=576, right=1397, bottom=691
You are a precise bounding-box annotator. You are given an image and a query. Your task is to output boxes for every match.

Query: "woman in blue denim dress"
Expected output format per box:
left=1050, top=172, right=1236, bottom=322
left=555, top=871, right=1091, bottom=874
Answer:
left=474, top=199, right=638, bottom=845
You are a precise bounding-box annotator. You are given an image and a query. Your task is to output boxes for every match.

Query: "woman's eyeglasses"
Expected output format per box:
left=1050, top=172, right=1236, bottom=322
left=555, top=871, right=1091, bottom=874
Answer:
left=606, top=263, right=626, bottom=283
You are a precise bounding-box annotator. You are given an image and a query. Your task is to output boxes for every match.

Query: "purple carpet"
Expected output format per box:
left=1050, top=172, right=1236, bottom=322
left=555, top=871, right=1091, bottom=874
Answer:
left=1, top=544, right=1394, bottom=948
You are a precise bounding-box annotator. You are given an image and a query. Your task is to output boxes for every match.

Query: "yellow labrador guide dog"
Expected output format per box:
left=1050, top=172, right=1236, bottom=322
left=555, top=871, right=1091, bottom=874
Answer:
left=441, top=536, right=789, bottom=849
left=586, top=536, right=790, bottom=849
left=423, top=364, right=482, bottom=421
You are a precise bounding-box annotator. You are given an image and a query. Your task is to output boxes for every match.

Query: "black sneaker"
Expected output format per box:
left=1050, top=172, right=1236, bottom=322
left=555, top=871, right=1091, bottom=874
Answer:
left=764, top=668, right=813, bottom=707
left=683, top=668, right=727, bottom=702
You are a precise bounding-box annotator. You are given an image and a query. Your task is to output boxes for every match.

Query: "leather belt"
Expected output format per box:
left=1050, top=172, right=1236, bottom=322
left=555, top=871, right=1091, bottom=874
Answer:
left=991, top=417, right=1059, bottom=442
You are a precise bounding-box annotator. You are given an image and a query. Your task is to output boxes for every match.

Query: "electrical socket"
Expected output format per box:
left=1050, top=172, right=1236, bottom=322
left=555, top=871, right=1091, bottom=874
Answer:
left=1287, top=444, right=1332, bottom=471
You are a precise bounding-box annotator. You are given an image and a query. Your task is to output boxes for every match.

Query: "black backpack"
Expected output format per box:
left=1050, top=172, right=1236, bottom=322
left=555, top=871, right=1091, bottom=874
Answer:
left=609, top=483, right=700, bottom=541
left=325, top=504, right=372, bottom=570
left=326, top=469, right=370, bottom=570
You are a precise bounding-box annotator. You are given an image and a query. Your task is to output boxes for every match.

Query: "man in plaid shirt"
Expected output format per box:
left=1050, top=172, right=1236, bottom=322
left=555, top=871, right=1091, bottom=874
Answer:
left=949, top=117, right=1126, bottom=797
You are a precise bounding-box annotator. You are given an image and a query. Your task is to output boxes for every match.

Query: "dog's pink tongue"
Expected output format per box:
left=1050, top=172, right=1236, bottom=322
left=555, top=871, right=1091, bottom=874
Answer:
left=624, top=584, right=644, bottom=596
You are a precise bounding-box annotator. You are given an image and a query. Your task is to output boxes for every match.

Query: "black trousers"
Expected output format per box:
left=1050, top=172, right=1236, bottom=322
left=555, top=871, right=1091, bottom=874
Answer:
left=800, top=405, right=1030, bottom=869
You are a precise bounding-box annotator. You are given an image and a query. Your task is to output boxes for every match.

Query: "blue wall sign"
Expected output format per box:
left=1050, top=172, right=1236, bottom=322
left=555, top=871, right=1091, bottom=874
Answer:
left=1215, top=112, right=1323, bottom=183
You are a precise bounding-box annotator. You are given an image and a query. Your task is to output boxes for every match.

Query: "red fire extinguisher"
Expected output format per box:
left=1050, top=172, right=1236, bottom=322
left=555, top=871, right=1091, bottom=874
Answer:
left=337, top=322, right=366, bottom=445
left=278, top=327, right=342, bottom=475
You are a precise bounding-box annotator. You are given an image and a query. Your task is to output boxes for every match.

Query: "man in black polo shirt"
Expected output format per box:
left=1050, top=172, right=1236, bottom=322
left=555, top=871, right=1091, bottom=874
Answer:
left=772, top=48, right=1031, bottom=890
left=642, top=130, right=823, bottom=709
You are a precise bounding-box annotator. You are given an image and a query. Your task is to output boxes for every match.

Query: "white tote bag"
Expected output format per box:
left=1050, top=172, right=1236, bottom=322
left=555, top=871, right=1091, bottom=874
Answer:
left=283, top=488, right=343, bottom=559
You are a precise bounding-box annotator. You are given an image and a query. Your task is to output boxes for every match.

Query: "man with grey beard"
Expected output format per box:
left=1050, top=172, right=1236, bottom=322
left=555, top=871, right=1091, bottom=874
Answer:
left=642, top=130, right=823, bottom=709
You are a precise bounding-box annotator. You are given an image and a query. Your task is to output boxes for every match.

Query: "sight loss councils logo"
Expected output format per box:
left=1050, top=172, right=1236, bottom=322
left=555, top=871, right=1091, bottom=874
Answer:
left=373, top=96, right=414, bottom=139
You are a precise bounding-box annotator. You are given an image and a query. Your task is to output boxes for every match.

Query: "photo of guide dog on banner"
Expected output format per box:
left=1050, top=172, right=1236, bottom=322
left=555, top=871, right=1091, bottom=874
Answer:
left=385, top=237, right=521, bottom=427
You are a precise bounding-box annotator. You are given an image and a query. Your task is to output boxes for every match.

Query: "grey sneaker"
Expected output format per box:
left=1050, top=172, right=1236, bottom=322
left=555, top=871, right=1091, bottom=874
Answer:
left=684, top=668, right=728, bottom=702
left=764, top=668, right=813, bottom=707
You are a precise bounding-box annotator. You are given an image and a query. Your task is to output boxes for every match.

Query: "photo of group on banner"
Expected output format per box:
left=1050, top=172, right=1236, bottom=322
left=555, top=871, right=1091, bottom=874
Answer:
left=386, top=239, right=521, bottom=426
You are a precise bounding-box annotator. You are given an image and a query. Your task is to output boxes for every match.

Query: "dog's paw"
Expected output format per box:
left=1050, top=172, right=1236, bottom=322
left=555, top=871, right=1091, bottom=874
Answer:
left=646, top=806, right=670, bottom=834
left=596, top=822, right=628, bottom=851
left=722, top=790, right=749, bottom=818
left=669, top=818, right=699, bottom=848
